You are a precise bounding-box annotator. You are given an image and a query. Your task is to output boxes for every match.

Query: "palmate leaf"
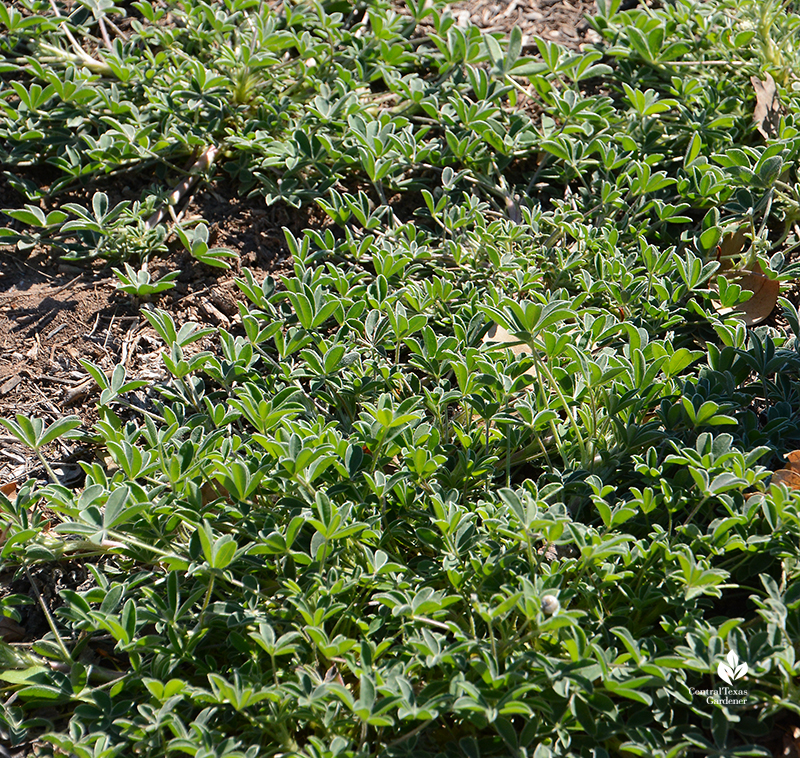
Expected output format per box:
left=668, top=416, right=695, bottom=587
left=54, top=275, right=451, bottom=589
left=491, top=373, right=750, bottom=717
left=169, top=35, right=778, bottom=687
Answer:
left=0, top=415, right=80, bottom=450
left=0, top=416, right=41, bottom=449
left=480, top=299, right=574, bottom=341
left=37, top=417, right=81, bottom=448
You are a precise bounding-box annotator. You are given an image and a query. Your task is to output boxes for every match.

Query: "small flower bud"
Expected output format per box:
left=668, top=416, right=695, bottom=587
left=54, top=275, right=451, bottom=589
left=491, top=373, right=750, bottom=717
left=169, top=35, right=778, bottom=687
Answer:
left=541, top=595, right=560, bottom=616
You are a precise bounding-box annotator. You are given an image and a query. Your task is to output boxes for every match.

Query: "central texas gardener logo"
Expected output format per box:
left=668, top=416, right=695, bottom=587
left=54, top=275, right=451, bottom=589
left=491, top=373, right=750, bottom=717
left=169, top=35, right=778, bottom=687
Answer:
left=717, top=650, right=748, bottom=685
left=691, top=649, right=751, bottom=705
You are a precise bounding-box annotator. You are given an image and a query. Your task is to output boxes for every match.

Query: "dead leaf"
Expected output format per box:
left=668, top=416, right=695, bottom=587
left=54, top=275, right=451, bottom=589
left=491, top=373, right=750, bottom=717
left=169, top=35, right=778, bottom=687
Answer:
left=482, top=323, right=536, bottom=376
left=784, top=450, right=800, bottom=474
left=0, top=375, right=21, bottom=395
left=716, top=227, right=748, bottom=268
left=0, top=617, right=25, bottom=643
left=713, top=269, right=780, bottom=326
left=323, top=664, right=345, bottom=686
left=771, top=468, right=800, bottom=489
left=732, top=271, right=780, bottom=325
left=751, top=72, right=781, bottom=139
left=537, top=542, right=559, bottom=561
left=745, top=492, right=765, bottom=508
left=503, top=192, right=522, bottom=224
left=0, top=482, right=16, bottom=498
left=483, top=323, right=528, bottom=348
left=201, top=480, right=227, bottom=506
left=199, top=299, right=230, bottom=327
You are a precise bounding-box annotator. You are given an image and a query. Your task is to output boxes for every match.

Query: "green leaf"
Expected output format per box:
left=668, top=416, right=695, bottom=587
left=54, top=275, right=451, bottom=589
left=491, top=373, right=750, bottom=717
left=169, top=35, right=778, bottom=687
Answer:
left=37, top=416, right=81, bottom=448
left=0, top=416, right=40, bottom=448
left=604, top=684, right=653, bottom=705
left=212, top=535, right=237, bottom=570
left=0, top=666, right=50, bottom=684
left=3, top=205, right=47, bottom=226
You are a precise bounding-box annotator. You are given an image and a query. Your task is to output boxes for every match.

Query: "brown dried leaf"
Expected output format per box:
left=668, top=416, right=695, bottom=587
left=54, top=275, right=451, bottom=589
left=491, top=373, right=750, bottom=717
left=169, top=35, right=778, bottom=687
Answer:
left=503, top=192, right=522, bottom=224
left=751, top=72, right=781, bottom=139
left=482, top=323, right=530, bottom=354
left=713, top=269, right=780, bottom=326
left=537, top=542, right=559, bottom=561
left=0, top=375, right=21, bottom=395
left=745, top=492, right=765, bottom=508
left=716, top=227, right=748, bottom=269
left=201, top=480, right=227, bottom=506
left=784, top=450, right=800, bottom=474
left=0, top=482, right=16, bottom=498
left=0, top=616, right=25, bottom=643
left=732, top=271, right=780, bottom=325
left=771, top=468, right=800, bottom=490
left=482, top=323, right=535, bottom=375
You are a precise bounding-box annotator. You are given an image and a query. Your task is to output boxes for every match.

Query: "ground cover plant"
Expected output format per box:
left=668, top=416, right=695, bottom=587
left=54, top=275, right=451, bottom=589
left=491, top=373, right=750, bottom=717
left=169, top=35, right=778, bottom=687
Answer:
left=1, top=0, right=800, bottom=755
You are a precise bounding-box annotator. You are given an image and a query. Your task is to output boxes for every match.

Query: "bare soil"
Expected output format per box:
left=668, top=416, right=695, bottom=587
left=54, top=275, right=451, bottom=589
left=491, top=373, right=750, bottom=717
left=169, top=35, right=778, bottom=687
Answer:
left=444, top=0, right=599, bottom=49
left=0, top=177, right=308, bottom=485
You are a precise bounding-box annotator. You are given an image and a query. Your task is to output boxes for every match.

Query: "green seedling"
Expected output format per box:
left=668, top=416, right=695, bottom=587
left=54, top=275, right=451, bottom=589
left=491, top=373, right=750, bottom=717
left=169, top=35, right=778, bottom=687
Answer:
left=112, top=262, right=180, bottom=298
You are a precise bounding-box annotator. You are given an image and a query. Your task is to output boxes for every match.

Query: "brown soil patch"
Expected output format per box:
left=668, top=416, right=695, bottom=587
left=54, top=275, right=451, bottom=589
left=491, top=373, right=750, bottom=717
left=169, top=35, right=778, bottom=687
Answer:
left=0, top=175, right=326, bottom=485
left=444, top=0, right=600, bottom=50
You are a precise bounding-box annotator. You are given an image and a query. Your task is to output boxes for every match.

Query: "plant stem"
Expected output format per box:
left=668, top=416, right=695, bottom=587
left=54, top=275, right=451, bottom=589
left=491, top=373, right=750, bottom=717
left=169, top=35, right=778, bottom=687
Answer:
left=25, top=566, right=72, bottom=662
left=36, top=450, right=61, bottom=485
left=146, top=145, right=221, bottom=230
left=532, top=348, right=588, bottom=468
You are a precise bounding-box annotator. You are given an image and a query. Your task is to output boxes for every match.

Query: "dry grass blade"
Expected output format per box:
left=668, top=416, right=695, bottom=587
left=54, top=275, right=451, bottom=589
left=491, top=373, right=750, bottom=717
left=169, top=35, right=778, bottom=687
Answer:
left=146, top=145, right=220, bottom=230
